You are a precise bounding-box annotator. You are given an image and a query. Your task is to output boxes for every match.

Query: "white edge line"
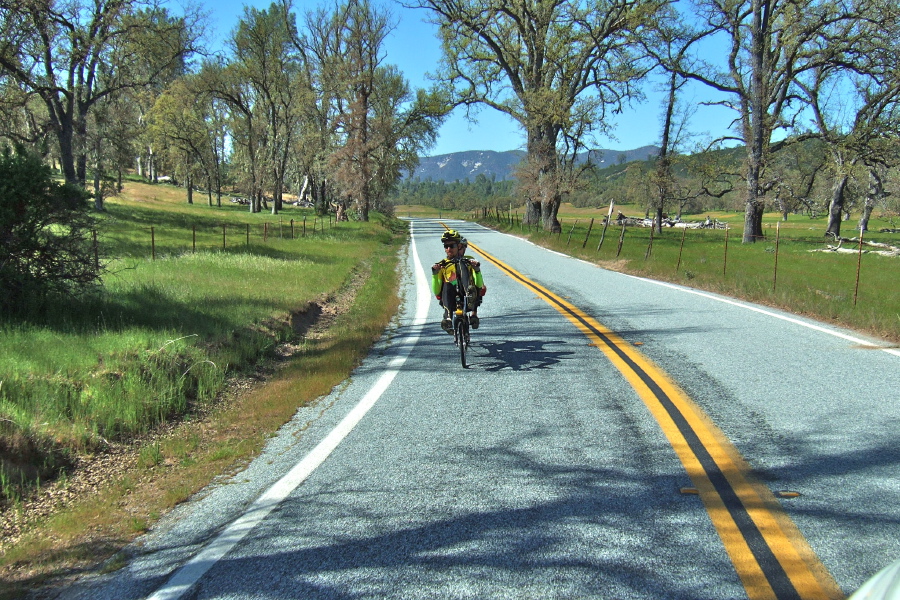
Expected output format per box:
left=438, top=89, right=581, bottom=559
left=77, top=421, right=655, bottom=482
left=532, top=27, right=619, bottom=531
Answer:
left=621, top=273, right=900, bottom=357
left=146, top=226, right=432, bottom=600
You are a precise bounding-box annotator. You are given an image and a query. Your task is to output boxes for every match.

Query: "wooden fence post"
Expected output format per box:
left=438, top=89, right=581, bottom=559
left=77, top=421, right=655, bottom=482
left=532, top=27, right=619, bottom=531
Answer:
left=597, top=201, right=615, bottom=251
left=675, top=227, right=687, bottom=272
left=616, top=225, right=627, bottom=257
left=566, top=219, right=579, bottom=246
left=582, top=218, right=595, bottom=248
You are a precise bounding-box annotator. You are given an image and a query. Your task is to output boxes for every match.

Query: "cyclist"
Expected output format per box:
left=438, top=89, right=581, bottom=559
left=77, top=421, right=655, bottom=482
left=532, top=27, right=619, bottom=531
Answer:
left=431, top=229, right=482, bottom=333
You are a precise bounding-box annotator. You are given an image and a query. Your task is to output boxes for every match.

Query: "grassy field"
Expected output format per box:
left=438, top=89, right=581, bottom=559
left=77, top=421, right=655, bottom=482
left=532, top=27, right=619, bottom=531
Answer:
left=398, top=203, right=900, bottom=344
left=1, top=181, right=406, bottom=508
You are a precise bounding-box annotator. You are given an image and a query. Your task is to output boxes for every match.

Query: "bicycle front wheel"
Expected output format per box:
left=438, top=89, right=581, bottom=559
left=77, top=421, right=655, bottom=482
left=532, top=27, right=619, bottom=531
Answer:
left=455, top=319, right=468, bottom=368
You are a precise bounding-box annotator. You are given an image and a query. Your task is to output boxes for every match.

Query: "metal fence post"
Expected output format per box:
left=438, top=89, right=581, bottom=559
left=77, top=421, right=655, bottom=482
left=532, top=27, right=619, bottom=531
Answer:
left=723, top=227, right=729, bottom=276
left=854, top=229, right=864, bottom=306
left=675, top=227, right=687, bottom=272
left=773, top=222, right=781, bottom=291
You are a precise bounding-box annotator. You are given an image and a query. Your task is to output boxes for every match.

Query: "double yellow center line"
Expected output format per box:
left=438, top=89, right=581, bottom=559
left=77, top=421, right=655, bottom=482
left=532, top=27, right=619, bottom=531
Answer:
left=468, top=239, right=842, bottom=600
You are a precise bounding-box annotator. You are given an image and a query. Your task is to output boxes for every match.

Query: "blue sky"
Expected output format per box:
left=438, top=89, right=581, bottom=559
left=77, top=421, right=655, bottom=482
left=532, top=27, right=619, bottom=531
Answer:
left=198, top=0, right=737, bottom=157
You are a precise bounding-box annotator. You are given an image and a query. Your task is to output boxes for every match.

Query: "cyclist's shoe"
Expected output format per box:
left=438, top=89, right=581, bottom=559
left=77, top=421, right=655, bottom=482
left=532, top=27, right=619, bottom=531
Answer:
left=469, top=315, right=480, bottom=329
left=441, top=317, right=453, bottom=334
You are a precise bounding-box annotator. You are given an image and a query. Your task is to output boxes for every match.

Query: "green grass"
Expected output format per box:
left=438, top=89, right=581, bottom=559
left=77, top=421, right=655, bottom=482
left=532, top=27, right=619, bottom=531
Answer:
left=0, top=217, right=403, bottom=595
left=462, top=206, right=900, bottom=344
left=0, top=182, right=406, bottom=505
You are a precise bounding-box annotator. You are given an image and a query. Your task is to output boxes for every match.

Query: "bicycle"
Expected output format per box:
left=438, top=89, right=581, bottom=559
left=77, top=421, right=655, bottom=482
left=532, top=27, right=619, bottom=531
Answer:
left=448, top=257, right=478, bottom=368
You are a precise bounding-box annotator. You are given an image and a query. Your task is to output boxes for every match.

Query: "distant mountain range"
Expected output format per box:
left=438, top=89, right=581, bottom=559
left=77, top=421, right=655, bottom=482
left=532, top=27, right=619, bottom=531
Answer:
left=406, top=146, right=660, bottom=182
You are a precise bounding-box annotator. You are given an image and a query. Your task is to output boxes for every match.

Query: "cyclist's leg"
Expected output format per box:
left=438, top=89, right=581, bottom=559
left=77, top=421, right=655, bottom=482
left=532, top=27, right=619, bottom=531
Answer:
left=440, top=282, right=454, bottom=333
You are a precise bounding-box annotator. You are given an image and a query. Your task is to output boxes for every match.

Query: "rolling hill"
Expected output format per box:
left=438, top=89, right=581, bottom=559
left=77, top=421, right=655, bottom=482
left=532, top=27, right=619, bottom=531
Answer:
left=406, top=146, right=661, bottom=182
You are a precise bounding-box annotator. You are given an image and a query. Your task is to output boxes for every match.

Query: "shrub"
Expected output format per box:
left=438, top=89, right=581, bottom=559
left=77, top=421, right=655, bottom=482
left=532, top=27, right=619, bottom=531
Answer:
left=0, top=145, right=101, bottom=316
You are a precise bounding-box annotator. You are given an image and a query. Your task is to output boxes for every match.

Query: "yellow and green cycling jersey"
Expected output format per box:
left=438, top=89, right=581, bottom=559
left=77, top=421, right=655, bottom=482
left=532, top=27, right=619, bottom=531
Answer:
left=431, top=256, right=484, bottom=297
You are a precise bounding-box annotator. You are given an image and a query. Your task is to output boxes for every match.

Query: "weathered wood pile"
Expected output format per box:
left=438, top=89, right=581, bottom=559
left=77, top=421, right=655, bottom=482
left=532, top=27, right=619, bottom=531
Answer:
left=610, top=213, right=728, bottom=229
left=811, top=236, right=900, bottom=257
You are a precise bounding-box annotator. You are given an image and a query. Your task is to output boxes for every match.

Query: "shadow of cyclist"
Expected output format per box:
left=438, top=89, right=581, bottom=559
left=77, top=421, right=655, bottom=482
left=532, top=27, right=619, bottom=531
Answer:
left=476, top=339, right=575, bottom=372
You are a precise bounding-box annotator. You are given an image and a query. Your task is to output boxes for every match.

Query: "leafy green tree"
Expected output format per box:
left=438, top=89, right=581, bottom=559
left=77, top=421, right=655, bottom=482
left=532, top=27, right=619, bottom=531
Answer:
left=323, top=0, right=390, bottom=221
left=294, top=1, right=344, bottom=216
left=0, top=74, right=51, bottom=150
left=299, top=0, right=447, bottom=221
left=794, top=11, right=900, bottom=237
left=668, top=0, right=892, bottom=242
left=201, top=57, right=268, bottom=212
left=233, top=2, right=306, bottom=214
left=0, top=146, right=99, bottom=315
left=0, top=0, right=200, bottom=187
left=409, top=0, right=665, bottom=232
left=147, top=76, right=227, bottom=206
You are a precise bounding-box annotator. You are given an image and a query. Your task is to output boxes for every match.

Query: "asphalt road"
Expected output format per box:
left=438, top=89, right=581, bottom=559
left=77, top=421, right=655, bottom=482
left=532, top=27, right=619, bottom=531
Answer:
left=62, top=218, right=900, bottom=600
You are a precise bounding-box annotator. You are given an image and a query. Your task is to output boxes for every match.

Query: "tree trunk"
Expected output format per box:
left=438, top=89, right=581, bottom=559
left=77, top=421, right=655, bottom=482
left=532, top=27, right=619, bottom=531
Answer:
left=741, top=159, right=765, bottom=244
left=523, top=200, right=541, bottom=226
left=541, top=194, right=561, bottom=233
left=186, top=174, right=193, bottom=205
left=271, top=165, right=283, bottom=215
left=655, top=72, right=677, bottom=234
left=744, top=200, right=764, bottom=242
left=299, top=175, right=309, bottom=203
left=858, top=166, right=882, bottom=232
left=522, top=126, right=557, bottom=229
left=359, top=91, right=371, bottom=222
left=826, top=173, right=849, bottom=238
left=315, top=178, right=328, bottom=216
left=75, top=118, right=88, bottom=185
left=742, top=151, right=765, bottom=242
left=93, top=169, right=105, bottom=211
left=743, top=8, right=767, bottom=244
left=57, top=120, right=79, bottom=185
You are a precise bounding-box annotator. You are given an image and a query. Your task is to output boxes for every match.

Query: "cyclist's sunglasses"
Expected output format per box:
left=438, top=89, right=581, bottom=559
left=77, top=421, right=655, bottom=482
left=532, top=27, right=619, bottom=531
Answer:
left=443, top=243, right=457, bottom=248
